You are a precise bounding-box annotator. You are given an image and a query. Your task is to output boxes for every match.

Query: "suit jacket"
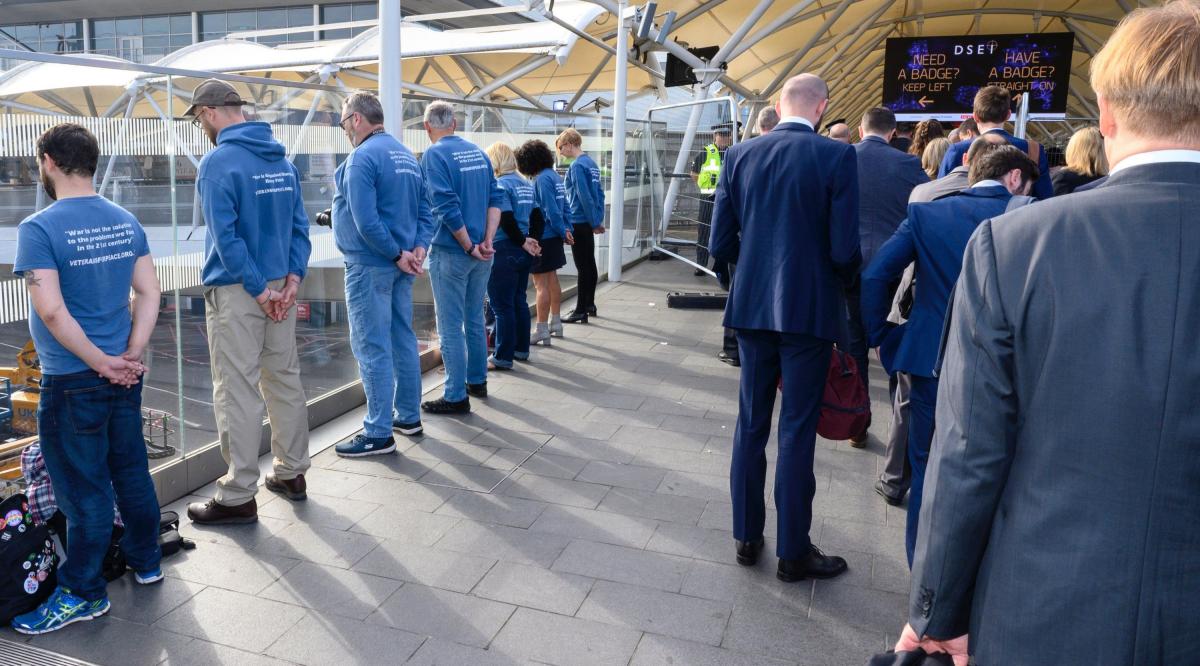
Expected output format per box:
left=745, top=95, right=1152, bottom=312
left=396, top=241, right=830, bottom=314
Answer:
left=938, top=128, right=1053, bottom=199
left=710, top=122, right=860, bottom=340
left=910, top=162, right=1200, bottom=665
left=909, top=167, right=969, bottom=203
left=854, top=135, right=929, bottom=271
left=862, top=186, right=1011, bottom=378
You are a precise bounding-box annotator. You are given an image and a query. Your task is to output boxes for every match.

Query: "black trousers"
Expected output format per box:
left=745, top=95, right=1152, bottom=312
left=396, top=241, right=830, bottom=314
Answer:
left=571, top=223, right=598, bottom=314
left=722, top=263, right=738, bottom=356
left=696, top=194, right=714, bottom=268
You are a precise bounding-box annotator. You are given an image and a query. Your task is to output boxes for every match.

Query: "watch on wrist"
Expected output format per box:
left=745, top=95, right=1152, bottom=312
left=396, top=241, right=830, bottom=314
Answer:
left=392, top=253, right=404, bottom=264
left=465, top=243, right=476, bottom=255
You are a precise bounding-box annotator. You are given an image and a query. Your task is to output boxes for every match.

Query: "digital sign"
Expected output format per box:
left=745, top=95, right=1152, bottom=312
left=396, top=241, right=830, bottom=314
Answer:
left=881, top=33, right=1074, bottom=121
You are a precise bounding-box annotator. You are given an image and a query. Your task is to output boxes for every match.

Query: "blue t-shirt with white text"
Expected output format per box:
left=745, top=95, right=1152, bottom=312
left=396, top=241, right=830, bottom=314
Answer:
left=14, top=195, right=150, bottom=375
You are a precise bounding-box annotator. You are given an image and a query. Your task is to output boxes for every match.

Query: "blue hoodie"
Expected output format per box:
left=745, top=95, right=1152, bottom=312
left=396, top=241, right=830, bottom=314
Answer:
left=421, top=135, right=508, bottom=249
left=332, top=131, right=435, bottom=266
left=197, top=121, right=311, bottom=297
left=565, top=153, right=606, bottom=228
left=494, top=172, right=537, bottom=242
left=532, top=168, right=568, bottom=240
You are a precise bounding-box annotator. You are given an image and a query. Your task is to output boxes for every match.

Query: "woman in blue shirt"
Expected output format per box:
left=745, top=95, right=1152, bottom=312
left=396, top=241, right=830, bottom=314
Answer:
left=484, top=142, right=544, bottom=369
left=515, top=139, right=571, bottom=345
left=557, top=129, right=606, bottom=324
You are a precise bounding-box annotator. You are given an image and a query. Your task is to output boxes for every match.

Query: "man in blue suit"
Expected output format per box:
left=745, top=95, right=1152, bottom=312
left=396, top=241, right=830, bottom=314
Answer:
left=710, top=73, right=860, bottom=582
left=845, top=107, right=928, bottom=446
left=862, top=144, right=1039, bottom=565
left=938, top=85, right=1053, bottom=199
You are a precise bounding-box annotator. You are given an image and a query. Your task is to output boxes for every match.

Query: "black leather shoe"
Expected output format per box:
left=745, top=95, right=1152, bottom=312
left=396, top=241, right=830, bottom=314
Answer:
left=874, top=480, right=905, bottom=507
left=717, top=350, right=740, bottom=367
left=562, top=311, right=589, bottom=324
left=777, top=545, right=848, bottom=582
left=735, top=538, right=764, bottom=566
left=466, top=382, right=488, bottom=398
left=693, top=268, right=706, bottom=276
left=587, top=305, right=597, bottom=317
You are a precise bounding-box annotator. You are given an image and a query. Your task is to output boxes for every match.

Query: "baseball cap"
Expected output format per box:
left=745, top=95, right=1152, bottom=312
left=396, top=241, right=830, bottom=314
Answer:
left=184, top=79, right=249, bottom=117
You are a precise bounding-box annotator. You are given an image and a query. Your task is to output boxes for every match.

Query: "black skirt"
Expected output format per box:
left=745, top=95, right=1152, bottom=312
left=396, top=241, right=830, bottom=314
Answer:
left=531, top=236, right=567, bottom=274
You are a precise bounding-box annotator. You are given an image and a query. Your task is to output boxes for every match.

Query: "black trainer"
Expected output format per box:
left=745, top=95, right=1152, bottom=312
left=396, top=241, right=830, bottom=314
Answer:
left=393, top=420, right=424, bottom=436
left=466, top=382, right=488, bottom=398
left=421, top=397, right=471, bottom=414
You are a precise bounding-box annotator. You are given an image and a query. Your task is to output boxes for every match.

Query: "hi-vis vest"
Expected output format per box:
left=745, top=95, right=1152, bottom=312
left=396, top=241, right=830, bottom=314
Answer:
left=698, top=144, right=722, bottom=194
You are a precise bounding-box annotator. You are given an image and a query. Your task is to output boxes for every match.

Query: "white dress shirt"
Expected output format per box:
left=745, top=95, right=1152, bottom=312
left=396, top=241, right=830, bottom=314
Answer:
left=1110, top=149, right=1200, bottom=174
left=777, top=116, right=815, bottom=130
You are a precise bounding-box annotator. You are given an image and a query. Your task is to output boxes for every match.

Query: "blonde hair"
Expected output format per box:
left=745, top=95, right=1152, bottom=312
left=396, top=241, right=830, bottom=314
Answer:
left=1090, top=0, right=1200, bottom=142
left=921, top=137, right=952, bottom=180
left=1064, top=127, right=1108, bottom=177
left=555, top=128, right=583, bottom=150
left=486, top=142, right=517, bottom=176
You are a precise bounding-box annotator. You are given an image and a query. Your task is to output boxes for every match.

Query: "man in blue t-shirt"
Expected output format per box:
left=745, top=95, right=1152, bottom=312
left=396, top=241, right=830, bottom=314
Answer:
left=11, top=124, right=163, bottom=635
left=420, top=101, right=508, bottom=415
left=329, top=91, right=435, bottom=457
left=183, top=79, right=313, bottom=525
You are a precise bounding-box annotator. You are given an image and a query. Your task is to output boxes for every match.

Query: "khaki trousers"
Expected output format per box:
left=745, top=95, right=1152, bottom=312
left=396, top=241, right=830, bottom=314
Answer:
left=204, top=280, right=309, bottom=506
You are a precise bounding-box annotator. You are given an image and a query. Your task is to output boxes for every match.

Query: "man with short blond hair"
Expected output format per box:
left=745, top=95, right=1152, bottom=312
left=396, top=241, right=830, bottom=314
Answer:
left=897, top=2, right=1200, bottom=662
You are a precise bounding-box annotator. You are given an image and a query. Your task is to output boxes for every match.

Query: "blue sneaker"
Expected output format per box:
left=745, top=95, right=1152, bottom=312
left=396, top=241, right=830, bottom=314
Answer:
left=335, top=433, right=396, bottom=458
left=134, top=568, right=164, bottom=585
left=12, top=587, right=110, bottom=635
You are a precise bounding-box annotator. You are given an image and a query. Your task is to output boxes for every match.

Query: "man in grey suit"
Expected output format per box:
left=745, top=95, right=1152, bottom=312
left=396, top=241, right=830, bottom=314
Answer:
left=897, top=2, right=1200, bottom=663
left=907, top=133, right=1005, bottom=203
left=845, top=107, right=928, bottom=447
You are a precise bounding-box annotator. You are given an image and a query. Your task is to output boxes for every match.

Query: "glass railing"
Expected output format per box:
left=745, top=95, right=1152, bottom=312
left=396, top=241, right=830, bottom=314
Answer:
left=0, top=50, right=661, bottom=499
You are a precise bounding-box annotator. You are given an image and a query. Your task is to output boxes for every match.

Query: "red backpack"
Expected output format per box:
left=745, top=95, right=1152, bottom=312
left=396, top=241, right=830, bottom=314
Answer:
left=778, top=348, right=871, bottom=441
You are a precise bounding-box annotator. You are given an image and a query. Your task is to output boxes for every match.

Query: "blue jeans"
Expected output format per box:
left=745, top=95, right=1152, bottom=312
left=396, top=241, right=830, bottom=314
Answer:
left=906, top=374, right=938, bottom=567
left=430, top=247, right=492, bottom=401
left=37, top=372, right=161, bottom=601
left=345, top=263, right=422, bottom=437
left=487, top=240, right=533, bottom=367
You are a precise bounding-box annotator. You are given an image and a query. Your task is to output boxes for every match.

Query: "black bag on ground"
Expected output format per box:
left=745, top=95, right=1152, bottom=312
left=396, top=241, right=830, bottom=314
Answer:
left=0, top=493, right=58, bottom=624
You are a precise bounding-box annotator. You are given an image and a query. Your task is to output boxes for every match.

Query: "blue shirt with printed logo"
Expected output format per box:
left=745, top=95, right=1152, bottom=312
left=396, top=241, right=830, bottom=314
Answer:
left=421, top=135, right=509, bottom=249
left=14, top=195, right=150, bottom=375
left=565, top=153, right=606, bottom=228
left=532, top=168, right=568, bottom=240
left=494, top=173, right=537, bottom=242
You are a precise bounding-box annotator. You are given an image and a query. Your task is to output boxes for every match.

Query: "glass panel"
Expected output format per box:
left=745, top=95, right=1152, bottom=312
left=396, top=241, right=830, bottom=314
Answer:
left=352, top=4, right=378, bottom=21
left=143, top=35, right=170, bottom=50
left=257, top=9, right=287, bottom=30
left=170, top=14, right=192, bottom=34
left=92, top=37, right=116, bottom=54
left=199, top=12, right=226, bottom=35
left=116, top=18, right=141, bottom=37
left=170, top=34, right=194, bottom=49
left=93, top=20, right=116, bottom=38
left=142, top=16, right=170, bottom=35
left=226, top=10, right=257, bottom=32
left=288, top=7, right=313, bottom=27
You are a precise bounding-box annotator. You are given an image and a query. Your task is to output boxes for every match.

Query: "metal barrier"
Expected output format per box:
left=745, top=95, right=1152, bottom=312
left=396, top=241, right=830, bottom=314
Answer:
left=646, top=95, right=740, bottom=277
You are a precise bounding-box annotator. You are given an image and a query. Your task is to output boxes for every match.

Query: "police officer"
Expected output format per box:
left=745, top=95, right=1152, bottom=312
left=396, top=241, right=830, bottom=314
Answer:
left=689, top=123, right=736, bottom=276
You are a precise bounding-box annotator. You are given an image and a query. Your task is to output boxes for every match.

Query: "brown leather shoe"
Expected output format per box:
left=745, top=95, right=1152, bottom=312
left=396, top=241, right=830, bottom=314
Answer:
left=187, top=497, right=258, bottom=525
left=265, top=473, right=307, bottom=501
left=848, top=432, right=869, bottom=448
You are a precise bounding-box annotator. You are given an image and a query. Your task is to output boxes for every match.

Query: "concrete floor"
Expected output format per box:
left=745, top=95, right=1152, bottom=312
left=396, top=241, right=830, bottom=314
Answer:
left=3, top=258, right=909, bottom=665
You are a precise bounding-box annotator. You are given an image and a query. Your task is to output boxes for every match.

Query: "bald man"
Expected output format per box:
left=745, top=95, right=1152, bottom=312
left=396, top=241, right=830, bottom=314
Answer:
left=828, top=122, right=851, bottom=143
left=710, top=73, right=860, bottom=582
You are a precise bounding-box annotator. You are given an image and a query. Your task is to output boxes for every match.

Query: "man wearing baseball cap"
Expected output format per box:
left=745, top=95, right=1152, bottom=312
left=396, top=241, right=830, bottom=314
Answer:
left=183, top=79, right=313, bottom=525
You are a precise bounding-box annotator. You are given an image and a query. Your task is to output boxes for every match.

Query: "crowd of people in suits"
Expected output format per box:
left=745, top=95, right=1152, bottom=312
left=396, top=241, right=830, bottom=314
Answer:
left=711, top=1, right=1200, bottom=663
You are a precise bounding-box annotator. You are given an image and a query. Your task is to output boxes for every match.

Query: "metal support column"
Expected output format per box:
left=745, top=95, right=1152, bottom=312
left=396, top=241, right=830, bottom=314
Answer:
left=379, top=0, right=403, bottom=134
left=608, top=0, right=630, bottom=282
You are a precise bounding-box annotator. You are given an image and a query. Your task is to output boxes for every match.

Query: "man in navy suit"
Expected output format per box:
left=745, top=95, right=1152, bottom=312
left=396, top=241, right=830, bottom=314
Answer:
left=862, top=144, right=1039, bottom=565
left=845, top=107, right=928, bottom=447
left=710, top=73, right=859, bottom=582
left=938, top=85, right=1053, bottom=199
